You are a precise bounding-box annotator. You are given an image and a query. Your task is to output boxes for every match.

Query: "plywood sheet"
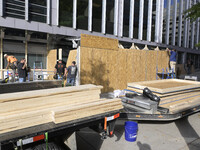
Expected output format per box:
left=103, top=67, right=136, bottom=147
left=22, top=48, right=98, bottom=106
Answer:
left=128, top=79, right=200, bottom=94
left=126, top=49, right=134, bottom=83
left=80, top=34, right=118, bottom=50
left=47, top=49, right=57, bottom=71
left=66, top=50, right=77, bottom=67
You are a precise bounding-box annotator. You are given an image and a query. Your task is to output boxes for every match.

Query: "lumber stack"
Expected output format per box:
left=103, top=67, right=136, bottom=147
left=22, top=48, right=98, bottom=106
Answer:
left=0, top=84, right=122, bottom=134
left=127, top=79, right=200, bottom=113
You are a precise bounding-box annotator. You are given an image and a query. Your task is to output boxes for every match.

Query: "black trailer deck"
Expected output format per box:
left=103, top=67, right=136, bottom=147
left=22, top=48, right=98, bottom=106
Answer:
left=0, top=110, right=120, bottom=150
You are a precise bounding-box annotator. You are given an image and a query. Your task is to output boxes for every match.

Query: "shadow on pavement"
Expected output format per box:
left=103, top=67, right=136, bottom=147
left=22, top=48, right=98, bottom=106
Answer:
left=137, top=141, right=152, bottom=150
left=175, top=116, right=199, bottom=150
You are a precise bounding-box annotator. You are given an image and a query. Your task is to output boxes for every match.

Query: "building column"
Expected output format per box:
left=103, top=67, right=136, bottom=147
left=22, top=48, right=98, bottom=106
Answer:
left=0, top=28, right=4, bottom=79
left=118, top=0, right=124, bottom=37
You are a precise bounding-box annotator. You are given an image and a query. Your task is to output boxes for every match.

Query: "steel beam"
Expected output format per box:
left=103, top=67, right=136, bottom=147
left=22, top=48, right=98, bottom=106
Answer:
left=172, top=0, right=177, bottom=45
left=191, top=0, right=196, bottom=49
left=47, top=0, right=51, bottom=24
left=101, top=0, right=106, bottom=34
left=178, top=0, right=183, bottom=47
left=25, top=0, right=29, bottom=21
left=138, top=0, right=144, bottom=40
left=118, top=0, right=124, bottom=37
left=0, top=0, right=3, bottom=17
left=114, top=0, right=119, bottom=36
left=165, top=0, right=171, bottom=45
left=159, top=0, right=164, bottom=43
left=183, top=0, right=189, bottom=48
left=147, top=0, right=153, bottom=41
left=129, top=0, right=134, bottom=39
left=56, top=0, right=59, bottom=26
left=73, top=0, right=77, bottom=29
left=88, top=0, right=92, bottom=31
left=187, top=0, right=191, bottom=48
left=155, top=0, right=160, bottom=43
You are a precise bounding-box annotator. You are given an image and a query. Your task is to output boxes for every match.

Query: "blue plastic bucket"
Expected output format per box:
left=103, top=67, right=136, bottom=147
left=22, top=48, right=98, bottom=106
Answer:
left=124, top=121, right=138, bottom=142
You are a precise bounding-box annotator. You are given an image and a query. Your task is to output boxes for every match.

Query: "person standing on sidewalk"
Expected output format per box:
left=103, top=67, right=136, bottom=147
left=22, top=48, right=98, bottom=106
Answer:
left=65, top=61, right=77, bottom=86
left=17, top=58, right=27, bottom=82
left=168, top=49, right=177, bottom=73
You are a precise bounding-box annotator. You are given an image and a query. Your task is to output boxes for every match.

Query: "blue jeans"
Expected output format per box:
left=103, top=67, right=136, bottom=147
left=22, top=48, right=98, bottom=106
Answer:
left=57, top=75, right=63, bottom=80
left=67, top=78, right=75, bottom=86
left=19, top=77, right=26, bottom=83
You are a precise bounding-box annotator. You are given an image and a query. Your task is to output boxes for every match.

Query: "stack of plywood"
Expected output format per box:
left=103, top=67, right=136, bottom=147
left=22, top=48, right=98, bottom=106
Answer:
left=0, top=84, right=122, bottom=134
left=127, top=79, right=200, bottom=113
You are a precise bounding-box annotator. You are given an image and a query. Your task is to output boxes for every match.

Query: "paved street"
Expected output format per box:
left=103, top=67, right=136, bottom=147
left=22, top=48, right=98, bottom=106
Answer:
left=77, top=112, right=200, bottom=150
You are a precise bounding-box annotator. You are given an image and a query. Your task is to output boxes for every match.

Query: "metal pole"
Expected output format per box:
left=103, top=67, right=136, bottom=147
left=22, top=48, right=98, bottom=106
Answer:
left=196, top=17, right=200, bottom=49
left=25, top=31, right=28, bottom=61
left=0, top=0, right=3, bottom=17
left=178, top=0, right=183, bottom=47
left=25, top=0, right=29, bottom=21
left=159, top=0, right=164, bottom=43
left=191, top=0, right=196, bottom=49
left=183, top=0, right=189, bottom=48
left=56, top=0, right=59, bottom=26
left=129, top=0, right=134, bottom=39
left=0, top=29, right=3, bottom=79
left=47, top=0, right=50, bottom=24
left=101, top=0, right=106, bottom=34
left=118, top=0, right=124, bottom=37
left=165, top=0, right=171, bottom=45
left=155, top=0, right=160, bottom=43
left=138, top=0, right=144, bottom=40
left=114, top=0, right=119, bottom=36
left=147, top=0, right=153, bottom=41
left=187, top=0, right=191, bottom=48
left=172, top=0, right=177, bottom=45
left=88, top=0, right=93, bottom=31
left=73, top=0, right=77, bottom=29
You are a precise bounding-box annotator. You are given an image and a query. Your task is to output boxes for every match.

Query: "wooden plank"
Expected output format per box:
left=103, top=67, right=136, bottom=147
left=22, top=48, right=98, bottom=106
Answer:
left=80, top=34, right=119, bottom=50
left=0, top=84, right=102, bottom=103
left=66, top=50, right=77, bottom=67
left=128, top=79, right=200, bottom=94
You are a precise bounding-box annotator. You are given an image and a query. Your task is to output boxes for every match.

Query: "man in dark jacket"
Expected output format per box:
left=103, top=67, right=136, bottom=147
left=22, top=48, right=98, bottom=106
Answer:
left=54, top=59, right=66, bottom=80
left=65, top=61, right=77, bottom=86
left=17, top=58, right=27, bottom=82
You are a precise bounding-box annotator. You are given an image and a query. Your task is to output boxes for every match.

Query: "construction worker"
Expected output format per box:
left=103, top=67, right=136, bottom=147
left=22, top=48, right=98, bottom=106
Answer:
left=168, top=49, right=177, bottom=74
left=17, top=58, right=27, bottom=82
left=65, top=61, right=77, bottom=86
left=54, top=59, right=66, bottom=80
left=4, top=54, right=18, bottom=81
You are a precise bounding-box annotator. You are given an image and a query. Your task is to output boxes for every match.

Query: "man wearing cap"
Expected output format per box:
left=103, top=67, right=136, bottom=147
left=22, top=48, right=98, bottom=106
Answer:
left=54, top=59, right=66, bottom=80
left=65, top=61, right=77, bottom=86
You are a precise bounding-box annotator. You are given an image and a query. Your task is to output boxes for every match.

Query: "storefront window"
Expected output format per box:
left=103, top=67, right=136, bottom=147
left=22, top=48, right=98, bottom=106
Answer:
left=59, top=0, right=73, bottom=27
left=106, top=0, right=114, bottom=34
left=123, top=0, right=130, bottom=37
left=77, top=0, right=88, bottom=30
left=27, top=43, right=47, bottom=69
left=133, top=0, right=139, bottom=39
left=93, top=0, right=102, bottom=32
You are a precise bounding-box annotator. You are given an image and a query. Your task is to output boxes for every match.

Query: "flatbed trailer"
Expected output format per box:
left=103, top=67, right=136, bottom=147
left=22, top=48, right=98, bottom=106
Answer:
left=0, top=110, right=120, bottom=150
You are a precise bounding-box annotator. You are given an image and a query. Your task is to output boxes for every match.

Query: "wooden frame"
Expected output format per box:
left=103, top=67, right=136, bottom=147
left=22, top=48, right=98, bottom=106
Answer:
left=128, top=79, right=200, bottom=94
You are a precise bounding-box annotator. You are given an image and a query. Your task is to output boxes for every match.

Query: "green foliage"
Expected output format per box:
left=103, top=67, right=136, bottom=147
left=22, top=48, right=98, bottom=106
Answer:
left=184, top=2, right=200, bottom=47
left=184, top=2, right=200, bottom=22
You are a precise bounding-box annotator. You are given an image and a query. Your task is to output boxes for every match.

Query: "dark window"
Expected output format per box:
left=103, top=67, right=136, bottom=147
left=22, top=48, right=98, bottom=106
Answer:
left=59, top=0, right=73, bottom=27
left=123, top=0, right=130, bottom=37
left=106, top=0, right=114, bottom=34
left=92, top=0, right=102, bottom=32
left=77, top=0, right=88, bottom=30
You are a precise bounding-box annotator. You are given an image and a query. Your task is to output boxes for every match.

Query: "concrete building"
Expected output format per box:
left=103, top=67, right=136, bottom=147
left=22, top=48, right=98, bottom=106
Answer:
left=0, top=0, right=199, bottom=79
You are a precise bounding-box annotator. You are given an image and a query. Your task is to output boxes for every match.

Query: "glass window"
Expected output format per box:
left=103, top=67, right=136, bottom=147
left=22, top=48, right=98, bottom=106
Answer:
left=59, top=0, right=73, bottom=27
left=5, top=0, right=25, bottom=19
left=29, top=0, right=47, bottom=23
left=77, top=0, right=88, bottom=30
left=106, top=0, right=114, bottom=34
left=151, top=0, right=156, bottom=41
left=142, top=0, right=149, bottom=41
left=92, top=0, right=102, bottom=32
left=27, top=43, right=47, bottom=69
left=133, top=0, right=139, bottom=39
left=123, top=0, right=130, bottom=37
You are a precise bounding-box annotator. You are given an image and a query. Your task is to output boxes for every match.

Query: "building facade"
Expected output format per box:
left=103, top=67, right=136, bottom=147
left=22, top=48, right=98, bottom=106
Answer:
left=0, top=0, right=200, bottom=78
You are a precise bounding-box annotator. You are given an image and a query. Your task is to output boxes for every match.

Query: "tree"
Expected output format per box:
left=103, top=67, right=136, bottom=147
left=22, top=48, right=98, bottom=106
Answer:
left=184, top=2, right=200, bottom=47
